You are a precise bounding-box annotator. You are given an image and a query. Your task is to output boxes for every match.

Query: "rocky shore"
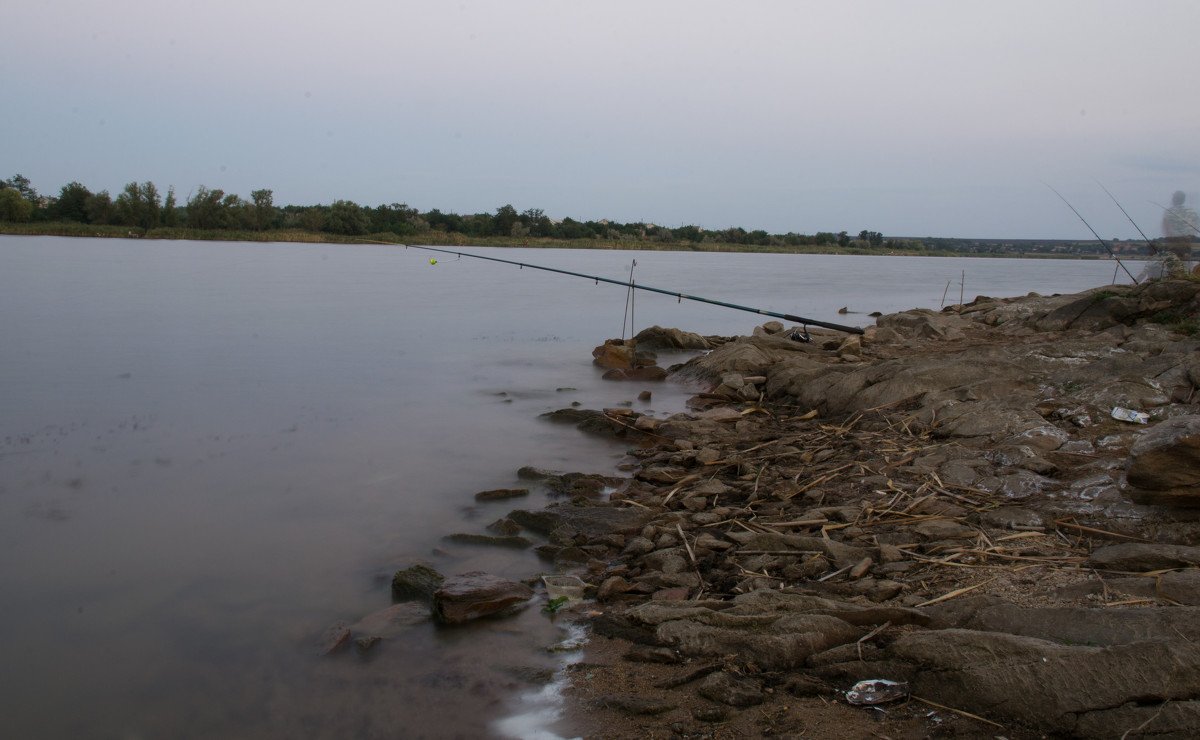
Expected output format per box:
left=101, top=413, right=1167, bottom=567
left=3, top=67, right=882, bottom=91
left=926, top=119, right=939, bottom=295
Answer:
left=525, top=279, right=1200, bottom=739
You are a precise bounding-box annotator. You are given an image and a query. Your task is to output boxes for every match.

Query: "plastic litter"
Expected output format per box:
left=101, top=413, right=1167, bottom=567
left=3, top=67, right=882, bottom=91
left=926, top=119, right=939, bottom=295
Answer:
left=1111, top=407, right=1150, bottom=424
left=541, top=575, right=586, bottom=603
left=845, top=679, right=909, bottom=706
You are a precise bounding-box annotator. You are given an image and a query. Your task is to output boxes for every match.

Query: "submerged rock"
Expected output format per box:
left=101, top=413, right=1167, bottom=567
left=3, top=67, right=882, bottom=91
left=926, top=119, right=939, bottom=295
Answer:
left=392, top=563, right=445, bottom=602
left=350, top=602, right=430, bottom=639
left=474, top=488, right=530, bottom=501
left=433, top=571, right=534, bottom=624
left=442, top=533, right=533, bottom=548
left=318, top=621, right=351, bottom=655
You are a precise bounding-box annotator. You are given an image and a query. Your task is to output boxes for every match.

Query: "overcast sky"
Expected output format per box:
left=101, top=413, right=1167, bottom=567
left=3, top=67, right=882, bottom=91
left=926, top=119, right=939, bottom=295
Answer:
left=4, top=0, right=1198, bottom=239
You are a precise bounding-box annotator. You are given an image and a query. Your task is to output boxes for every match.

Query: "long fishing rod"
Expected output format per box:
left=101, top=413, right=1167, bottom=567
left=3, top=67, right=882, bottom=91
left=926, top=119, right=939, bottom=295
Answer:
left=1094, top=180, right=1157, bottom=255
left=402, top=243, right=865, bottom=335
left=1043, top=183, right=1139, bottom=283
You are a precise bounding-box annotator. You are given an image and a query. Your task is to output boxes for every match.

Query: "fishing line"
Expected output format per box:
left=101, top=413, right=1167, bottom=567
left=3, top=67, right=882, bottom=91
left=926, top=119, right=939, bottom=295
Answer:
left=398, top=243, right=865, bottom=335
left=1043, top=183, right=1139, bottom=284
left=621, top=259, right=636, bottom=341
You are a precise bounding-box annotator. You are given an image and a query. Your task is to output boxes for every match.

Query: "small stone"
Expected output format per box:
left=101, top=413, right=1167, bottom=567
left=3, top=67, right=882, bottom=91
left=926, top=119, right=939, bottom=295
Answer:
left=651, top=586, right=691, bottom=601
left=474, top=488, right=530, bottom=501
left=693, top=706, right=729, bottom=723
left=597, top=576, right=631, bottom=602
left=392, top=563, right=445, bottom=602
left=486, top=518, right=521, bottom=536
left=622, top=536, right=656, bottom=556
left=849, top=556, right=874, bottom=580
left=625, top=646, right=679, bottom=663
left=443, top=533, right=533, bottom=548
left=698, top=672, right=764, bottom=707
left=914, top=520, right=975, bottom=540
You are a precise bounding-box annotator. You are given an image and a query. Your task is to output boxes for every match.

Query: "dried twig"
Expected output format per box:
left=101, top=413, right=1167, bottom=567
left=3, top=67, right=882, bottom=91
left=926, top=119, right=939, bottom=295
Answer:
left=910, top=695, right=1004, bottom=729
left=856, top=620, right=891, bottom=660
left=915, top=577, right=998, bottom=607
left=1055, top=519, right=1150, bottom=542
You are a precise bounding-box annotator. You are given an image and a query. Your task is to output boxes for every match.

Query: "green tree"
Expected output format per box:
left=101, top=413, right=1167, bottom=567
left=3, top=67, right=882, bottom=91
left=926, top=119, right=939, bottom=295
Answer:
left=250, top=189, right=275, bottom=230
left=858, top=230, right=884, bottom=248
left=494, top=204, right=518, bottom=236
left=162, top=186, right=178, bottom=227
left=423, top=208, right=463, bottom=233
left=464, top=212, right=494, bottom=237
left=4, top=173, right=38, bottom=201
left=298, top=206, right=327, bottom=232
left=521, top=207, right=553, bottom=237
left=50, top=181, right=92, bottom=222
left=115, top=181, right=161, bottom=229
left=325, top=200, right=368, bottom=235
left=0, top=188, right=33, bottom=221
left=186, top=186, right=231, bottom=229
left=85, top=190, right=113, bottom=225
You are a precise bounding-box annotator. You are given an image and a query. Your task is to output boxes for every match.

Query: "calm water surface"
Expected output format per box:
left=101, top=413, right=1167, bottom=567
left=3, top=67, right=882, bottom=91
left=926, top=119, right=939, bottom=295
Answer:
left=0, top=236, right=1141, bottom=738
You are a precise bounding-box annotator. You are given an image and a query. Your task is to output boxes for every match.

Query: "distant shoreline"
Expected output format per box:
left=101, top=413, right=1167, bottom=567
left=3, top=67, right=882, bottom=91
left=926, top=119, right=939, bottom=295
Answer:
left=0, top=223, right=1131, bottom=260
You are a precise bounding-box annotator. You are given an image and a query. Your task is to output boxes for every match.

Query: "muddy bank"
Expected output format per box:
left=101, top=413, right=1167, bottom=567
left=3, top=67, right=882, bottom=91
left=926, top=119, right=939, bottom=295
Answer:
left=534, top=279, right=1200, bottom=739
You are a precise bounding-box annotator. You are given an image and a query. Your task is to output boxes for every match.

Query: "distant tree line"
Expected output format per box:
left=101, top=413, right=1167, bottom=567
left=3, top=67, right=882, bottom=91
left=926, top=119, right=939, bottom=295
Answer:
left=0, top=173, right=919, bottom=250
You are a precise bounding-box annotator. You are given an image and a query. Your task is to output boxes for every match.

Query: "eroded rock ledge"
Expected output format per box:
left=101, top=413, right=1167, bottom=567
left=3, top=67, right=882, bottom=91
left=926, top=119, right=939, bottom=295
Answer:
left=546, top=279, right=1200, bottom=739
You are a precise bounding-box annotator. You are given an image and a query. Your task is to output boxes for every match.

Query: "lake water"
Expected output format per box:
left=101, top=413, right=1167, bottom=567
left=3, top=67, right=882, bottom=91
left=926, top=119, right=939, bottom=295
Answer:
left=0, top=236, right=1142, bottom=739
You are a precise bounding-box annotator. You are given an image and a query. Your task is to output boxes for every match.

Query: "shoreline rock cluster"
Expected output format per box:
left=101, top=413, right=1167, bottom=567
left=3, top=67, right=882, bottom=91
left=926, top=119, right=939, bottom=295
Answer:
left=321, top=278, right=1200, bottom=738
left=537, top=279, right=1200, bottom=738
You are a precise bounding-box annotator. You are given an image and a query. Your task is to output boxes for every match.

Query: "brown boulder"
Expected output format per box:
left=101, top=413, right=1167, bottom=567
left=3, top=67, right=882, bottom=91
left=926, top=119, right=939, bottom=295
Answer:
left=1125, top=415, right=1200, bottom=507
left=633, top=325, right=711, bottom=350
left=592, top=339, right=635, bottom=369
left=1089, top=543, right=1200, bottom=572
left=432, top=571, right=534, bottom=624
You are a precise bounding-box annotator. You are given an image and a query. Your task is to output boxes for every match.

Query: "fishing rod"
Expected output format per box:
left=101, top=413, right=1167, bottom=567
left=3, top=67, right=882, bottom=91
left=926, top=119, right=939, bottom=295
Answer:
left=1043, top=183, right=1139, bottom=283
left=401, top=243, right=865, bottom=335
left=1094, top=180, right=1157, bottom=255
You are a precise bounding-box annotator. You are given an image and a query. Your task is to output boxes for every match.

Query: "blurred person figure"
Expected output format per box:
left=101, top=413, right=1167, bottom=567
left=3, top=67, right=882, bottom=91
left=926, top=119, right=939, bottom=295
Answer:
left=1162, top=190, right=1198, bottom=275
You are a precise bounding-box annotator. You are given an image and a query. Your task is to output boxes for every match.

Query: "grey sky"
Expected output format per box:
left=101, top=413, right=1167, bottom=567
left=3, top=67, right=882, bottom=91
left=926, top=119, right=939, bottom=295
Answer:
left=4, top=0, right=1198, bottom=239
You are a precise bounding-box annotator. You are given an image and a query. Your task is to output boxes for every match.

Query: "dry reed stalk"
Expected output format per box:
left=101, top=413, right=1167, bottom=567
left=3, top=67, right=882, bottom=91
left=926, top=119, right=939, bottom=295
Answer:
left=910, top=696, right=1004, bottom=729
left=732, top=550, right=822, bottom=557
left=756, top=518, right=830, bottom=529
left=916, top=577, right=998, bottom=607
left=857, top=620, right=892, bottom=660
left=1054, top=519, right=1150, bottom=542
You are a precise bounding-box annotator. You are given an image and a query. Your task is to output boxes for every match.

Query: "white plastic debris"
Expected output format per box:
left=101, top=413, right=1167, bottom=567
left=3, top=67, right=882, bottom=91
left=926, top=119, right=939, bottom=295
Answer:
left=541, top=575, right=586, bottom=602
left=1111, top=407, right=1149, bottom=424
left=845, top=679, right=909, bottom=705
